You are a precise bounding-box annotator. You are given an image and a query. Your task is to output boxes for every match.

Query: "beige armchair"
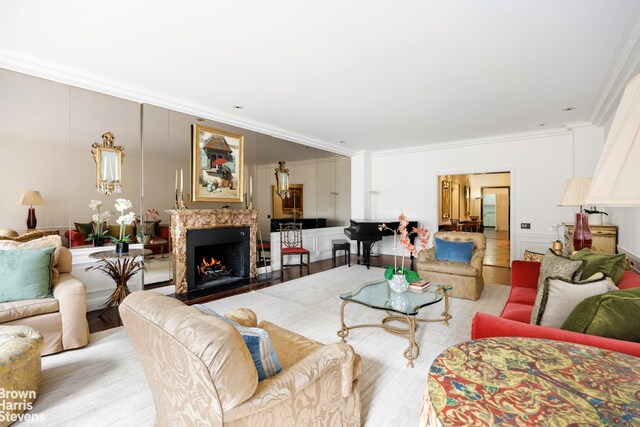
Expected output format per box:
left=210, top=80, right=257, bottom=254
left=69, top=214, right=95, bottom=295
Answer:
left=119, top=291, right=361, bottom=426
left=0, top=246, right=89, bottom=355
left=417, top=231, right=486, bottom=300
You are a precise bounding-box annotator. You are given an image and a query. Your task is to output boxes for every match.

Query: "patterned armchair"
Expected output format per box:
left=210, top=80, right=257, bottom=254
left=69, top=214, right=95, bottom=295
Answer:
left=119, top=291, right=361, bottom=426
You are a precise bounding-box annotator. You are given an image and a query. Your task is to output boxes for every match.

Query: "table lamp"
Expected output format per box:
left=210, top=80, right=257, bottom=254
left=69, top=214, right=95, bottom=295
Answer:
left=558, top=178, right=592, bottom=251
left=18, top=190, right=44, bottom=230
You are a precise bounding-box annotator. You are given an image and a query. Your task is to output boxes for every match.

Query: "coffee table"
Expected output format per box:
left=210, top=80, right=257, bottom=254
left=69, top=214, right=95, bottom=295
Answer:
left=337, top=279, right=452, bottom=367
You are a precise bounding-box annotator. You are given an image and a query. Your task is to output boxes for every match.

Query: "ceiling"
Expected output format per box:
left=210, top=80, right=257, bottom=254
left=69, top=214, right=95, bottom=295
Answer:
left=1, top=0, right=639, bottom=156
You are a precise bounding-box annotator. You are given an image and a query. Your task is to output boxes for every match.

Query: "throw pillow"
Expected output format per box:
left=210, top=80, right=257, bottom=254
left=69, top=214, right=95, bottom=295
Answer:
left=195, top=305, right=282, bottom=380
left=570, top=248, right=626, bottom=284
left=0, top=235, right=62, bottom=268
left=0, top=230, right=45, bottom=242
left=0, top=247, right=55, bottom=302
left=107, top=224, right=136, bottom=241
left=74, top=222, right=94, bottom=237
left=434, top=238, right=474, bottom=263
left=530, top=249, right=585, bottom=324
left=535, top=274, right=618, bottom=328
left=0, top=228, right=19, bottom=238
left=522, top=250, right=544, bottom=263
left=143, top=221, right=160, bottom=237
left=561, top=287, right=640, bottom=342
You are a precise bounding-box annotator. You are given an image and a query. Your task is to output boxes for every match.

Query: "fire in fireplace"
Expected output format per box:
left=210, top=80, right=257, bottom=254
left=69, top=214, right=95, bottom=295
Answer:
left=186, top=226, right=251, bottom=293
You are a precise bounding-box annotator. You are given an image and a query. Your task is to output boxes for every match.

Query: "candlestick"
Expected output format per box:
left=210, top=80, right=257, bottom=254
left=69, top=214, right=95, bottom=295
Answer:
left=175, top=169, right=178, bottom=192
left=249, top=176, right=253, bottom=196
left=174, top=190, right=179, bottom=209
left=180, top=169, right=184, bottom=192
left=179, top=190, right=187, bottom=210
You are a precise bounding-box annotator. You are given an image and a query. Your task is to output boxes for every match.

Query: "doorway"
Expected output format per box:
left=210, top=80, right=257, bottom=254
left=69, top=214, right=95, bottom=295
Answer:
left=481, top=185, right=510, bottom=268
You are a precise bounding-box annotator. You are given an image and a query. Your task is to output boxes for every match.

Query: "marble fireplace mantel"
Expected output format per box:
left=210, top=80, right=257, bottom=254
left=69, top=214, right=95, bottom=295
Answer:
left=168, top=209, right=259, bottom=295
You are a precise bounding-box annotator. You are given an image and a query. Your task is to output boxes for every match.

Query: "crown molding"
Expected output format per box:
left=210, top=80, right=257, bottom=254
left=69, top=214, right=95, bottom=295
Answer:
left=0, top=46, right=356, bottom=158
left=590, top=2, right=640, bottom=126
left=370, top=127, right=572, bottom=157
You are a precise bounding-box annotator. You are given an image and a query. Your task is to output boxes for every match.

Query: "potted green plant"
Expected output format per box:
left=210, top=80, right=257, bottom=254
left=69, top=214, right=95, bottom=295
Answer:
left=85, top=199, right=111, bottom=246
left=109, top=199, right=136, bottom=254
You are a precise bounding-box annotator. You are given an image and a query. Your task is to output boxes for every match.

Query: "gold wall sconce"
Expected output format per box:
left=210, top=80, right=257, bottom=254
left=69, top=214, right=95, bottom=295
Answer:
left=275, top=161, right=290, bottom=199
left=92, top=132, right=124, bottom=195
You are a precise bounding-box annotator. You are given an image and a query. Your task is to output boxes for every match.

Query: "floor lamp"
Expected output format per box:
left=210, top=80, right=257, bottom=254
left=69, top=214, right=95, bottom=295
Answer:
left=559, top=178, right=592, bottom=251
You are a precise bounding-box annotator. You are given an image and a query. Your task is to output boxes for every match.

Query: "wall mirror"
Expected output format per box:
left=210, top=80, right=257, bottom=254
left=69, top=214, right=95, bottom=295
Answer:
left=92, top=132, right=124, bottom=195
left=441, top=175, right=451, bottom=219
left=464, top=180, right=471, bottom=216
left=451, top=182, right=460, bottom=220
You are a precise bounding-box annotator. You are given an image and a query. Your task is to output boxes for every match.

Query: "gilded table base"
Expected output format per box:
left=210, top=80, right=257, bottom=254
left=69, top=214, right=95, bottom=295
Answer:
left=337, top=287, right=451, bottom=368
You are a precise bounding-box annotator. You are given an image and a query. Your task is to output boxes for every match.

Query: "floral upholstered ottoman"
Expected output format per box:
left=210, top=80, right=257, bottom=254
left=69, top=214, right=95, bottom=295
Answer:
left=420, top=337, right=640, bottom=426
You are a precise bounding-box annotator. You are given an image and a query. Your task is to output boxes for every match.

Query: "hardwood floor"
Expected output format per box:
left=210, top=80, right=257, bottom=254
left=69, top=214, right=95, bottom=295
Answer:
left=88, top=248, right=511, bottom=334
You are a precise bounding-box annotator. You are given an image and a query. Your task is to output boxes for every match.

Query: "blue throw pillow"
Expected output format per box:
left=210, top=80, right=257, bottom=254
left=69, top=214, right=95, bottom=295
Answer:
left=0, top=247, right=55, bottom=302
left=195, top=305, right=282, bottom=381
left=434, top=238, right=475, bottom=263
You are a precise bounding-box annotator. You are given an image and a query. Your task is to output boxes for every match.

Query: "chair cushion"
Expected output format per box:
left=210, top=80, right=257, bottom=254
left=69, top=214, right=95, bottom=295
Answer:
left=507, top=287, right=537, bottom=305
left=196, top=305, right=282, bottom=381
left=0, top=247, right=55, bottom=303
left=570, top=248, right=626, bottom=284
left=561, top=287, right=640, bottom=342
left=0, top=298, right=59, bottom=322
left=500, top=302, right=534, bottom=323
left=434, top=238, right=474, bottom=263
left=282, top=247, right=309, bottom=254
left=418, top=260, right=478, bottom=277
left=532, top=274, right=618, bottom=328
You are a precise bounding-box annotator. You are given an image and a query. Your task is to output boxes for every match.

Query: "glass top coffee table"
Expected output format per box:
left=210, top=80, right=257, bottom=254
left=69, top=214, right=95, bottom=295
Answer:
left=337, top=279, right=452, bottom=367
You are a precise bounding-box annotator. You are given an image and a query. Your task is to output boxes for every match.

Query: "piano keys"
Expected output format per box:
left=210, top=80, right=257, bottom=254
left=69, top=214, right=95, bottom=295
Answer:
left=344, top=219, right=418, bottom=269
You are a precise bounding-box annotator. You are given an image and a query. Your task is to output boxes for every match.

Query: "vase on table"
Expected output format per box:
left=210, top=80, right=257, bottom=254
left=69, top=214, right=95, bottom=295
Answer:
left=93, top=238, right=104, bottom=247
left=115, top=242, right=129, bottom=255
left=388, top=273, right=409, bottom=293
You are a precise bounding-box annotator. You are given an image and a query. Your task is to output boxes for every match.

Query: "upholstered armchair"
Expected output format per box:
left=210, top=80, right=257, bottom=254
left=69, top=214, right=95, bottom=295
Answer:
left=417, top=231, right=486, bottom=300
left=119, top=291, right=361, bottom=426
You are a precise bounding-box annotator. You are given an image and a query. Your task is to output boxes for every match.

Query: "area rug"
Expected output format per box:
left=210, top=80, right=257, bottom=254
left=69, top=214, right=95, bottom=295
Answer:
left=30, top=265, right=509, bottom=426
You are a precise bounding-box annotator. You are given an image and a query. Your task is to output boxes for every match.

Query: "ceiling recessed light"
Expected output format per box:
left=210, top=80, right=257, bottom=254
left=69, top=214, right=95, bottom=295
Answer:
left=339, top=140, right=346, bottom=144
left=562, top=107, right=576, bottom=111
left=196, top=117, right=205, bottom=122
left=537, top=123, right=547, bottom=127
left=232, top=105, right=243, bottom=109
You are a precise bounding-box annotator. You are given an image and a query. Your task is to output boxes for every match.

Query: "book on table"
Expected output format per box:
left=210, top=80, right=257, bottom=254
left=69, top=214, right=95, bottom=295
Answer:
left=408, top=280, right=431, bottom=292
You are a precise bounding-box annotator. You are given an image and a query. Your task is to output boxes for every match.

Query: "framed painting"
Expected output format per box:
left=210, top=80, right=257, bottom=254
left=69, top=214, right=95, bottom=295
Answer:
left=191, top=124, right=244, bottom=203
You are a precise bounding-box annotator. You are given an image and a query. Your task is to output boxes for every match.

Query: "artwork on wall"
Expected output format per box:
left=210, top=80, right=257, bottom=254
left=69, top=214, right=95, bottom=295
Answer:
left=272, top=184, right=304, bottom=219
left=191, top=124, right=244, bottom=203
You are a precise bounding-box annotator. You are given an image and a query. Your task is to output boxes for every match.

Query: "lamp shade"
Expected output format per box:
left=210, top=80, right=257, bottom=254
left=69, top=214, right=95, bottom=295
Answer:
left=558, top=178, right=591, bottom=208
left=18, top=190, right=44, bottom=206
left=587, top=73, right=640, bottom=206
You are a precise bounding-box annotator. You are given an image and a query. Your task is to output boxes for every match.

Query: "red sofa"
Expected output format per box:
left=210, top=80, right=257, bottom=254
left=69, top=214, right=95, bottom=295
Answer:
left=472, top=260, right=640, bottom=357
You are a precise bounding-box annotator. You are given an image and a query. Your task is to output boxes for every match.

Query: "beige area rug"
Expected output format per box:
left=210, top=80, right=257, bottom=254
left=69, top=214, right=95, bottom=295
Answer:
left=25, top=265, right=509, bottom=427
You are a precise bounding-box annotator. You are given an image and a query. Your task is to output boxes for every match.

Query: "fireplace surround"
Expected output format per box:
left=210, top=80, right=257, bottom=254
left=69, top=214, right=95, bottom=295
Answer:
left=169, top=209, right=258, bottom=295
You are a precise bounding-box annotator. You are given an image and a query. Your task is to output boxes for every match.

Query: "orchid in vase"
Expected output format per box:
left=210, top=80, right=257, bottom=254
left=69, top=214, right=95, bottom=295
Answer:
left=85, top=199, right=112, bottom=244
left=379, top=213, right=431, bottom=292
left=109, top=199, right=136, bottom=248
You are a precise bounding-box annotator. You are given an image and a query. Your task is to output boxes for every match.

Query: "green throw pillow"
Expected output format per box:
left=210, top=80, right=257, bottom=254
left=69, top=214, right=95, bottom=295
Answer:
left=0, top=247, right=55, bottom=302
left=74, top=222, right=94, bottom=236
left=570, top=248, right=626, bottom=284
left=108, top=224, right=136, bottom=240
left=561, top=287, right=640, bottom=342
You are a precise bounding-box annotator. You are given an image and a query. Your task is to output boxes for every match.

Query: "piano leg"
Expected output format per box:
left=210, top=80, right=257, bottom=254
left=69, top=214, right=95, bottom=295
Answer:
left=362, top=241, right=375, bottom=269
left=356, top=240, right=362, bottom=265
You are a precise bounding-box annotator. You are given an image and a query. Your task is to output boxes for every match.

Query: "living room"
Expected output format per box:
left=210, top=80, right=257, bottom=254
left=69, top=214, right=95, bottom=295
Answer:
left=1, top=1, right=640, bottom=425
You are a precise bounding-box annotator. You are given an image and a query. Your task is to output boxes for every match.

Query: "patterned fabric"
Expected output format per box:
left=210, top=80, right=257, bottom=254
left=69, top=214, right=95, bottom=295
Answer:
left=196, top=305, right=282, bottom=380
left=530, top=249, right=585, bottom=324
left=0, top=326, right=43, bottom=424
left=522, top=250, right=544, bottom=263
left=120, top=291, right=361, bottom=426
left=422, top=337, right=640, bottom=426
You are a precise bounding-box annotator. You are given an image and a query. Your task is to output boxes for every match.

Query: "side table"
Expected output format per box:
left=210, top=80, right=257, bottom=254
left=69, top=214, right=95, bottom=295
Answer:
left=87, top=249, right=151, bottom=316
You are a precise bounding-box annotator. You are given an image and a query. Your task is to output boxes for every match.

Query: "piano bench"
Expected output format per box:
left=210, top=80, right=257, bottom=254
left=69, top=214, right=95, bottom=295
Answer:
left=332, top=239, right=351, bottom=268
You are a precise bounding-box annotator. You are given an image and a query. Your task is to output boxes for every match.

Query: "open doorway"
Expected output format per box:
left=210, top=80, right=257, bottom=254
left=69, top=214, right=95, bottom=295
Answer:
left=438, top=172, right=511, bottom=269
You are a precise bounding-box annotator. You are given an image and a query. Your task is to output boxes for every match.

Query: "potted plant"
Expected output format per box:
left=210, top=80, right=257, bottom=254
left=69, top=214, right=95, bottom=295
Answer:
left=85, top=199, right=111, bottom=246
left=379, top=213, right=431, bottom=293
left=109, top=199, right=136, bottom=254
left=550, top=223, right=566, bottom=255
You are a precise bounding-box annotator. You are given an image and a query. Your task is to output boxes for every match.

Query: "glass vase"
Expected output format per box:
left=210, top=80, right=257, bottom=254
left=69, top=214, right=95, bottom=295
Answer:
left=388, top=273, right=409, bottom=293
left=93, top=237, right=104, bottom=247
left=115, top=242, right=129, bottom=255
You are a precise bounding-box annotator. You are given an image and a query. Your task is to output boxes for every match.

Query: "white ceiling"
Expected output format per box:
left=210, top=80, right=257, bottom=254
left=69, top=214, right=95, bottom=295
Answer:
left=1, top=0, right=639, bottom=156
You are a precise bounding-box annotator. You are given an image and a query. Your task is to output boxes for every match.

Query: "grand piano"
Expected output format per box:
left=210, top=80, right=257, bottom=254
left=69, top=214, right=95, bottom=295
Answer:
left=344, top=219, right=418, bottom=269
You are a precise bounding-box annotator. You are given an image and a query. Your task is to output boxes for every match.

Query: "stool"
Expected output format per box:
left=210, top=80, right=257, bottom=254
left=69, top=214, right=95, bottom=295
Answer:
left=0, top=326, right=43, bottom=425
left=332, top=239, right=351, bottom=268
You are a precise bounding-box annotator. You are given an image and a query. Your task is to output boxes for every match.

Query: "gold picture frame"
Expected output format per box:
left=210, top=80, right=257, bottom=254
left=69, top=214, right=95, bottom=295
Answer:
left=191, top=124, right=244, bottom=203
left=441, top=175, right=451, bottom=219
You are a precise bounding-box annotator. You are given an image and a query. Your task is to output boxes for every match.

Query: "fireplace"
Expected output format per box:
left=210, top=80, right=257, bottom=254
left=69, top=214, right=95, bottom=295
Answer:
left=169, top=209, right=258, bottom=296
left=186, top=227, right=250, bottom=292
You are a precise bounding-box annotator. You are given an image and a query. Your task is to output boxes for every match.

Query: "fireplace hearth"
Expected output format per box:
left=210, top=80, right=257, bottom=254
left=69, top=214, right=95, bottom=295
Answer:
left=186, top=226, right=250, bottom=293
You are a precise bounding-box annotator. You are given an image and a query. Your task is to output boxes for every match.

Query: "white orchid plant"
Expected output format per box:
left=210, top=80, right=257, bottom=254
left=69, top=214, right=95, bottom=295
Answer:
left=111, top=198, right=136, bottom=243
left=85, top=199, right=112, bottom=242
left=550, top=223, right=566, bottom=242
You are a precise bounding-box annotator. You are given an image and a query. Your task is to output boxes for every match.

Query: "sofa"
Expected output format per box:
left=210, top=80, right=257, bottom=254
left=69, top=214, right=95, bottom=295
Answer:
left=471, top=260, right=640, bottom=357
left=416, top=231, right=486, bottom=300
left=119, top=291, right=361, bottom=426
left=0, top=245, right=90, bottom=356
